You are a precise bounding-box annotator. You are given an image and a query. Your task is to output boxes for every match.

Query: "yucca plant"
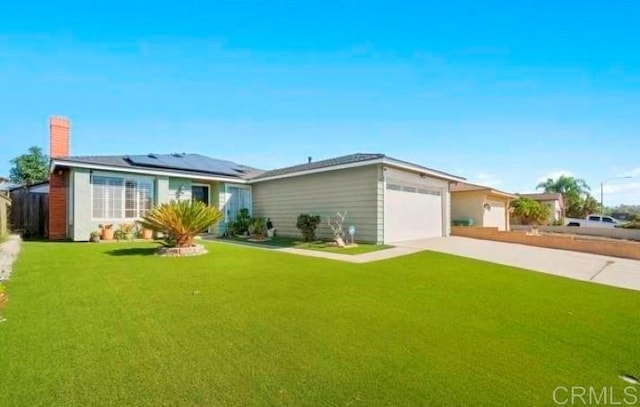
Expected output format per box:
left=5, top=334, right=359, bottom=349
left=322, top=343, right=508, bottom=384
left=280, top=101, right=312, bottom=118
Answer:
left=138, top=200, right=222, bottom=248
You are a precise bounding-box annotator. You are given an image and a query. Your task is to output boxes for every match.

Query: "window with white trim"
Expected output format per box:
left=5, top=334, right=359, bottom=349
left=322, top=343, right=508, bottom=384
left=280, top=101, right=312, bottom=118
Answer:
left=91, top=175, right=154, bottom=220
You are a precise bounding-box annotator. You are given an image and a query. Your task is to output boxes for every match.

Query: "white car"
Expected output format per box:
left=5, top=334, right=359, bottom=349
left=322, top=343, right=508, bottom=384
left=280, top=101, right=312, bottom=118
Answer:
left=565, top=215, right=623, bottom=228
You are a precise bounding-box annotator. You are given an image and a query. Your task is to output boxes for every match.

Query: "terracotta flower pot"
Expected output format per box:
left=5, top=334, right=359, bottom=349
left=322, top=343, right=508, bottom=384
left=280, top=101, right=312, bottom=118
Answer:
left=142, top=229, right=153, bottom=240
left=101, top=228, right=114, bottom=241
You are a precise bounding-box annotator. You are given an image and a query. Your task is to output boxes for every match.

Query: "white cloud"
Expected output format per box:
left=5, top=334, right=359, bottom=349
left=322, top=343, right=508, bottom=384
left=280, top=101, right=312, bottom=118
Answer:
left=602, top=182, right=640, bottom=194
left=623, top=168, right=640, bottom=177
left=536, top=170, right=574, bottom=183
left=471, top=172, right=503, bottom=187
left=600, top=182, right=640, bottom=206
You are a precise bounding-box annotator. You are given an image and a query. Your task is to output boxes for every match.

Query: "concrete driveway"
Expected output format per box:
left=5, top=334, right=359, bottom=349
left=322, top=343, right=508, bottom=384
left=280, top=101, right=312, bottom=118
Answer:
left=395, top=236, right=640, bottom=291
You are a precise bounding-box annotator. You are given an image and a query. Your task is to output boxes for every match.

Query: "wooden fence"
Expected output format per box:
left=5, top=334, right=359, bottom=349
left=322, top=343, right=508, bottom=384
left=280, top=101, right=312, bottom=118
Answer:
left=0, top=193, right=10, bottom=237
left=9, top=191, right=48, bottom=238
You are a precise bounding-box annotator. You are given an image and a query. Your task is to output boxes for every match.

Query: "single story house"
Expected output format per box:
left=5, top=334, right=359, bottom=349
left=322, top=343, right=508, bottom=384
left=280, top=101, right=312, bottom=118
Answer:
left=450, top=182, right=516, bottom=231
left=8, top=181, right=50, bottom=194
left=47, top=117, right=465, bottom=243
left=516, top=192, right=564, bottom=222
left=0, top=177, right=11, bottom=193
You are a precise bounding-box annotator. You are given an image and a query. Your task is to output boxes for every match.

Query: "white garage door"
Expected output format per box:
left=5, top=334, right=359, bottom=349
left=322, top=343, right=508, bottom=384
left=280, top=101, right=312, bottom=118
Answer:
left=384, top=183, right=444, bottom=242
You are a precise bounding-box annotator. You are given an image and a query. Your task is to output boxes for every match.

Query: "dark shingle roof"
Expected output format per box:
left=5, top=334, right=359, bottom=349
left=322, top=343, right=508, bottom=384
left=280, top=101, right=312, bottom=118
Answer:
left=252, top=153, right=385, bottom=179
left=58, top=154, right=264, bottom=180
left=56, top=152, right=463, bottom=182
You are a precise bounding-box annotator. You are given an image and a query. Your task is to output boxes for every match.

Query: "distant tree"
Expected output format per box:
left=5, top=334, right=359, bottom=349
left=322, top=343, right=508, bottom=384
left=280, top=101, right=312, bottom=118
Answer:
left=536, top=175, right=590, bottom=197
left=9, top=146, right=49, bottom=185
left=510, top=197, right=551, bottom=225
left=536, top=175, right=591, bottom=218
left=609, top=204, right=640, bottom=221
left=567, top=194, right=600, bottom=218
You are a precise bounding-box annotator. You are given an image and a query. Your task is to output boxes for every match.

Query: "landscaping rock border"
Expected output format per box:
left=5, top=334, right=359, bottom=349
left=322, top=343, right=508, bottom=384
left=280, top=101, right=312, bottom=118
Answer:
left=157, top=244, right=207, bottom=257
left=0, top=235, right=21, bottom=281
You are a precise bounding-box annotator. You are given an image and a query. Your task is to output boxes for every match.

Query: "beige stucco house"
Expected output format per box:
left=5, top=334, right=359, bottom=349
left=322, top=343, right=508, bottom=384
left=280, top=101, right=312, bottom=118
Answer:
left=451, top=182, right=516, bottom=231
left=517, top=193, right=564, bottom=222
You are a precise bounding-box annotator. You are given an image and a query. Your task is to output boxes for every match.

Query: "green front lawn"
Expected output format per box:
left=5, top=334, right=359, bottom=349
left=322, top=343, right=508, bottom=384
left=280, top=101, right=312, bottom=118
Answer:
left=1, top=241, right=639, bottom=406
left=225, top=235, right=391, bottom=255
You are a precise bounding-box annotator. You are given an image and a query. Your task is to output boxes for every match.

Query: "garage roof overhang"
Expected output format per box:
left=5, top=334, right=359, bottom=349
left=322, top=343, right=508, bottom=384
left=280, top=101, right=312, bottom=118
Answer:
left=451, top=181, right=517, bottom=199
left=250, top=157, right=466, bottom=183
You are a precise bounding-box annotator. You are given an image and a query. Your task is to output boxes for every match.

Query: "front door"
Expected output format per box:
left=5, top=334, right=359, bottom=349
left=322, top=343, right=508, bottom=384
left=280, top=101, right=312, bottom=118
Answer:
left=192, top=185, right=211, bottom=233
left=191, top=185, right=210, bottom=205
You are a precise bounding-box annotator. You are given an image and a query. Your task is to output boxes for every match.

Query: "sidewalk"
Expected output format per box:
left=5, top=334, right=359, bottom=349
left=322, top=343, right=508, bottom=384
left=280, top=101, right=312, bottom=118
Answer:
left=208, top=238, right=423, bottom=263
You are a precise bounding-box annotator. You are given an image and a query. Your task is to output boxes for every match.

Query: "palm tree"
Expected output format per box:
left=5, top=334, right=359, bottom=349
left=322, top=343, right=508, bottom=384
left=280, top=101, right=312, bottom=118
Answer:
left=536, top=175, right=591, bottom=218
left=536, top=175, right=590, bottom=197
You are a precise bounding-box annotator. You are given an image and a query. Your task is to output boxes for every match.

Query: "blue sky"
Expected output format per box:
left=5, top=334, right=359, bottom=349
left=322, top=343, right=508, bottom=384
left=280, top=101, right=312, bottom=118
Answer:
left=1, top=1, right=639, bottom=205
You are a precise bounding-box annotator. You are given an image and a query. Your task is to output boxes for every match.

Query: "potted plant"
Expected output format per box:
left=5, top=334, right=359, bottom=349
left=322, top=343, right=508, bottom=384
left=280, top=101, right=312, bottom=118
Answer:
left=266, top=218, right=276, bottom=238
left=119, top=223, right=136, bottom=241
left=89, top=230, right=101, bottom=242
left=135, top=221, right=154, bottom=239
left=99, top=224, right=114, bottom=241
left=234, top=208, right=252, bottom=236
left=248, top=217, right=267, bottom=240
left=141, top=228, right=153, bottom=240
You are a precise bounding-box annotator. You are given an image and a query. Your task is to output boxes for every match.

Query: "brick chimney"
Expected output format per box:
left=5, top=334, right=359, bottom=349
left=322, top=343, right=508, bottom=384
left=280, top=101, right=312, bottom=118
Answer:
left=49, top=116, right=70, bottom=158
left=49, top=116, right=70, bottom=240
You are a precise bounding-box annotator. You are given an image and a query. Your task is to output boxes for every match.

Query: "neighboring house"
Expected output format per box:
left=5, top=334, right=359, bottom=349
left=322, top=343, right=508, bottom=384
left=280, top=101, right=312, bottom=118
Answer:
left=8, top=181, right=49, bottom=194
left=0, top=177, right=11, bottom=192
left=450, top=182, right=516, bottom=231
left=516, top=193, right=564, bottom=222
left=47, top=116, right=465, bottom=243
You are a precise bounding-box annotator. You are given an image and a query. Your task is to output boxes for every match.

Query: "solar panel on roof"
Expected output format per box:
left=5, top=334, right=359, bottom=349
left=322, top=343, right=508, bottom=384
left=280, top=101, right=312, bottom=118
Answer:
left=126, top=154, right=247, bottom=177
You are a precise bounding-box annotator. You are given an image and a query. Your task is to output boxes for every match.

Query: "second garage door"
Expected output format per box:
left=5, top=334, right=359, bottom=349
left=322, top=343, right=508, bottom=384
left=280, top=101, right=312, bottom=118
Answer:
left=384, top=182, right=444, bottom=243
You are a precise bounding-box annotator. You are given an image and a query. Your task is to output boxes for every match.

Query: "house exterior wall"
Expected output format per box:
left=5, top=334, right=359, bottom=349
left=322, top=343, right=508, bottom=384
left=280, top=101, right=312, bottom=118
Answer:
left=168, top=178, right=193, bottom=202
left=156, top=176, right=170, bottom=205
left=252, top=165, right=380, bottom=243
left=375, top=166, right=385, bottom=243
left=451, top=191, right=485, bottom=227
left=546, top=200, right=563, bottom=221
left=483, top=198, right=508, bottom=231
left=69, top=169, right=222, bottom=241
left=451, top=191, right=509, bottom=230
left=71, top=168, right=92, bottom=241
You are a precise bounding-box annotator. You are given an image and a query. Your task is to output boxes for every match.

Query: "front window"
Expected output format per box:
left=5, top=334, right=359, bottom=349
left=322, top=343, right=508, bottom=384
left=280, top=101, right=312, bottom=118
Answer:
left=92, top=175, right=154, bottom=220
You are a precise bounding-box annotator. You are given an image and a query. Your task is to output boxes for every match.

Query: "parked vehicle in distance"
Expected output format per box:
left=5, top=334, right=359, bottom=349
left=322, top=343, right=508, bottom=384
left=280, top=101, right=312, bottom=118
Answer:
left=565, top=215, right=624, bottom=228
